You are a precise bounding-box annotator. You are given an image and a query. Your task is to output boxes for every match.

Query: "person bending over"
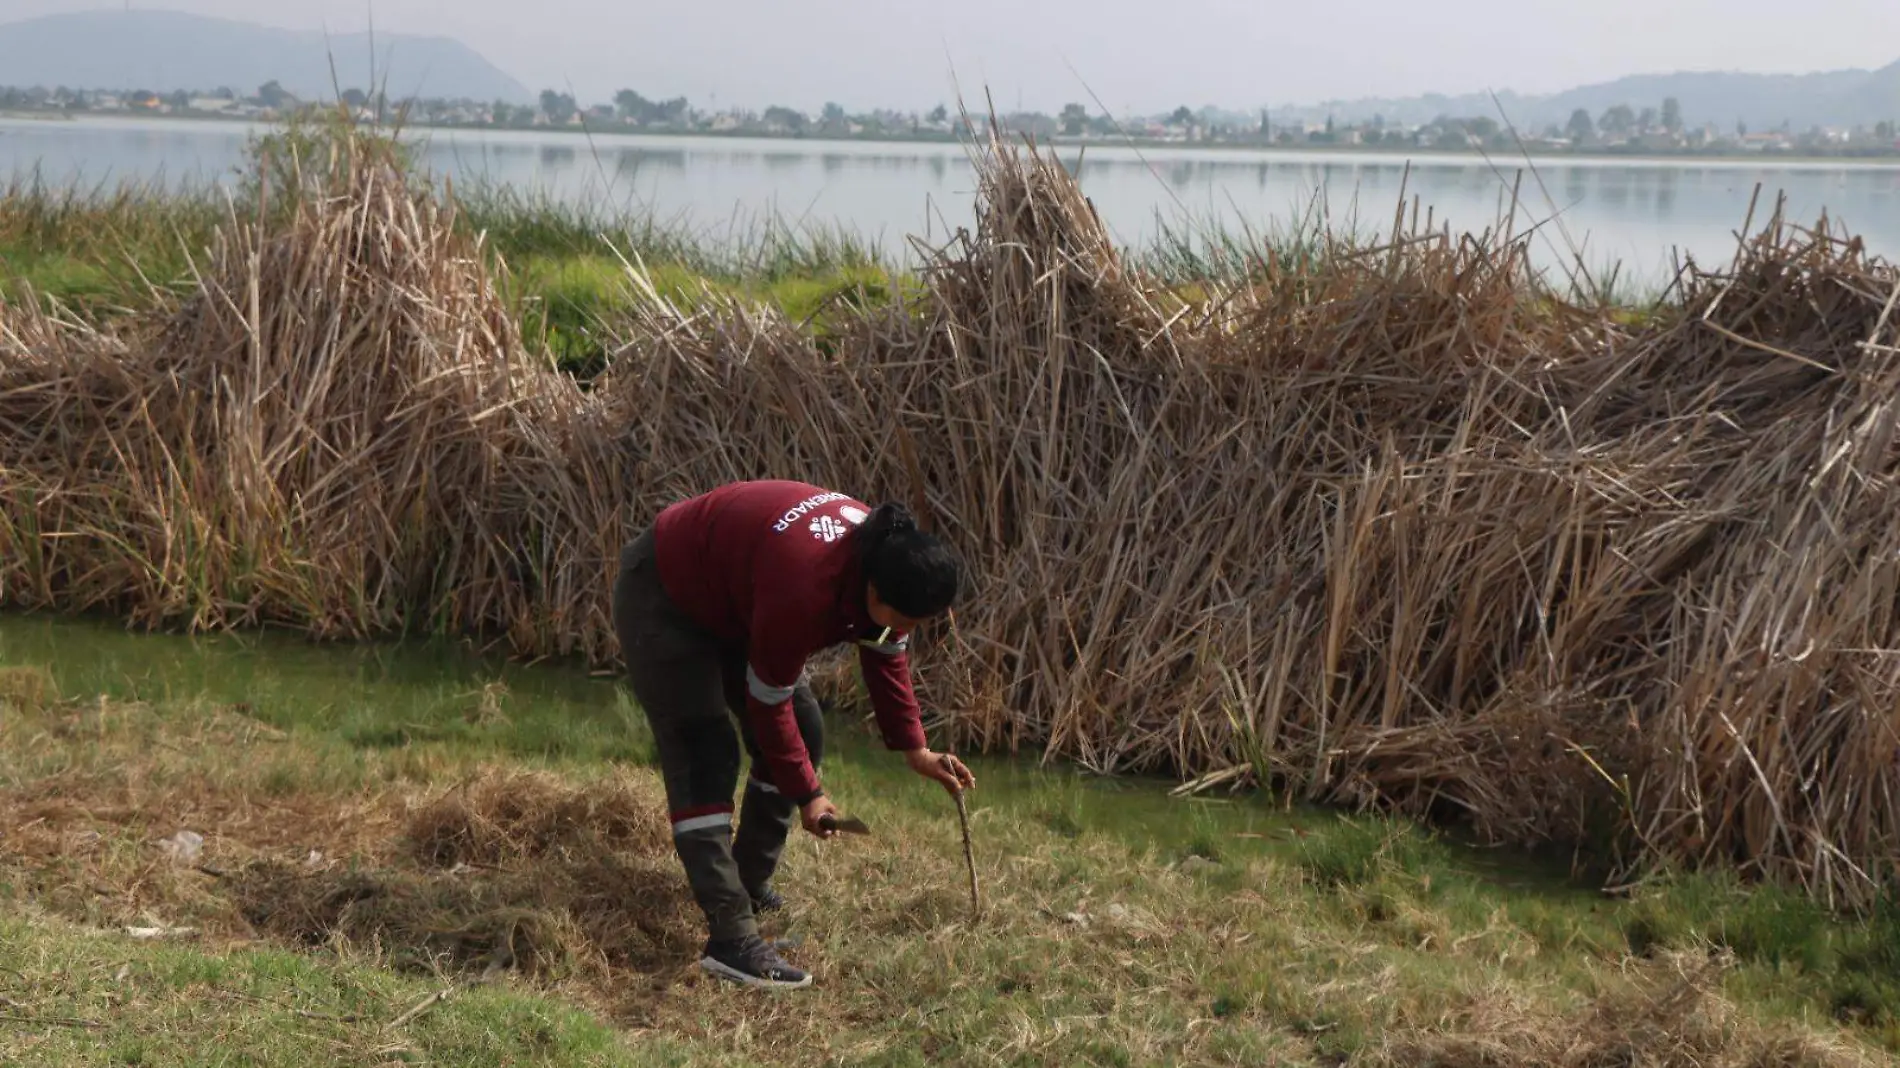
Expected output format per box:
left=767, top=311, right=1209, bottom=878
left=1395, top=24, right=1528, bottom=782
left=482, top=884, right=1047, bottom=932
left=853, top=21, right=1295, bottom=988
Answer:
left=612, top=479, right=976, bottom=989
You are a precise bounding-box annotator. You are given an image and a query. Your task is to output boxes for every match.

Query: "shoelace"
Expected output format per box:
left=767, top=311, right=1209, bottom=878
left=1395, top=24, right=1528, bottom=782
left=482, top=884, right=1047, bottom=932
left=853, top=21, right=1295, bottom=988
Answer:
left=735, top=935, right=791, bottom=974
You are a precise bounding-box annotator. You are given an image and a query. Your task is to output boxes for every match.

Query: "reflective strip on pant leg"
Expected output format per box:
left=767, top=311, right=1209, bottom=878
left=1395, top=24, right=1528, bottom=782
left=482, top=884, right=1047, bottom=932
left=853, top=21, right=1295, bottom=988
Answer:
left=671, top=818, right=758, bottom=942
left=746, top=664, right=796, bottom=704
left=674, top=812, right=732, bottom=835
left=746, top=776, right=780, bottom=796
left=672, top=807, right=734, bottom=836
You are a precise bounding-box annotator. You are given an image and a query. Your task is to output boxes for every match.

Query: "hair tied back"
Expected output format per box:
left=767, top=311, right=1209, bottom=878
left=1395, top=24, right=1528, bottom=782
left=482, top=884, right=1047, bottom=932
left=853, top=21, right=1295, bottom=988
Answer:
left=868, top=502, right=916, bottom=535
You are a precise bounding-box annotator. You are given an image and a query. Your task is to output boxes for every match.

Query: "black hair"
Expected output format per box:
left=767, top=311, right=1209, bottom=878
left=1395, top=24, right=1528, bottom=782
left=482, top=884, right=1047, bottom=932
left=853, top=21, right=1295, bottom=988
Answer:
left=858, top=502, right=962, bottom=619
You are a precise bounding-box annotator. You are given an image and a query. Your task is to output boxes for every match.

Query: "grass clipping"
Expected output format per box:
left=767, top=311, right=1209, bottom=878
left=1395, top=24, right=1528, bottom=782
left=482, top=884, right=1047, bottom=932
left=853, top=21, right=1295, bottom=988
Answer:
left=4, top=119, right=1900, bottom=908
left=0, top=695, right=695, bottom=992
left=227, top=769, right=695, bottom=981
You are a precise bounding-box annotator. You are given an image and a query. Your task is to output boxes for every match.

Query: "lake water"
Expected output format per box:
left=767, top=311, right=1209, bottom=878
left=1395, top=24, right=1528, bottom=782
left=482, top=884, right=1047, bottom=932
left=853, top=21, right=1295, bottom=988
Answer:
left=6, top=114, right=1900, bottom=288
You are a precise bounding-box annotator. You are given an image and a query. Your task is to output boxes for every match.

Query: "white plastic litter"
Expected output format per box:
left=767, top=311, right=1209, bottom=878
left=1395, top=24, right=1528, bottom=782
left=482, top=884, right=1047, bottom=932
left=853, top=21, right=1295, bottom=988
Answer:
left=158, top=830, right=204, bottom=865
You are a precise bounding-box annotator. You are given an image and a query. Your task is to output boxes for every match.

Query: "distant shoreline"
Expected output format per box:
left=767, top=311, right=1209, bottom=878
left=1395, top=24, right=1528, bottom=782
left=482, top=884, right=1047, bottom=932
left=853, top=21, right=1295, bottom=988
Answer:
left=6, top=109, right=1900, bottom=169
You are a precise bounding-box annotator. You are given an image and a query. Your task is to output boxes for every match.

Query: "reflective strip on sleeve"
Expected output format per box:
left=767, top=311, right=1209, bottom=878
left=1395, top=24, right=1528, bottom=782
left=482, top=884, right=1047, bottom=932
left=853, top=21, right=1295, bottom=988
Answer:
left=746, top=664, right=796, bottom=704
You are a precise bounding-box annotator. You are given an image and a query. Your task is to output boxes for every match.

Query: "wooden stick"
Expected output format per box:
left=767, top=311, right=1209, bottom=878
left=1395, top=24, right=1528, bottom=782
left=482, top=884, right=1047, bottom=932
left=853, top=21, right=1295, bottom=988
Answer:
left=944, top=757, right=980, bottom=916
left=385, top=989, right=451, bottom=1031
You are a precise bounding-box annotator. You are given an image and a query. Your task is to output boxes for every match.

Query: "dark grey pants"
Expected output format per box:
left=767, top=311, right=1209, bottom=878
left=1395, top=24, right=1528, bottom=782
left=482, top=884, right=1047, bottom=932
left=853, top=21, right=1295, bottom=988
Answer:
left=611, top=528, right=825, bottom=942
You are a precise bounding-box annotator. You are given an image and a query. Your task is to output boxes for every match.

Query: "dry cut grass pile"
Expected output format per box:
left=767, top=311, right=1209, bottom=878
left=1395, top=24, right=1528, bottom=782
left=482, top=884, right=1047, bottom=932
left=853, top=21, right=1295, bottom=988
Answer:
left=3, top=121, right=1900, bottom=909
left=228, top=768, right=695, bottom=983
left=0, top=689, right=699, bottom=1010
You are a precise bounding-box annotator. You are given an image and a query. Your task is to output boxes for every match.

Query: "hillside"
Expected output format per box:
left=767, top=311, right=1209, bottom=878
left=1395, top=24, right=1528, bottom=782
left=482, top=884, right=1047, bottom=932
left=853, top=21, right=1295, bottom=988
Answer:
left=0, top=10, right=532, bottom=104
left=1268, top=60, right=1900, bottom=132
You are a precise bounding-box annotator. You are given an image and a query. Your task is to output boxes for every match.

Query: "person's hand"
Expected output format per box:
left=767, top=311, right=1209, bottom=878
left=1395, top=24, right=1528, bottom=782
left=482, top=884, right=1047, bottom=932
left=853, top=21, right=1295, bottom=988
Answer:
left=906, top=748, right=976, bottom=795
left=801, top=795, right=842, bottom=838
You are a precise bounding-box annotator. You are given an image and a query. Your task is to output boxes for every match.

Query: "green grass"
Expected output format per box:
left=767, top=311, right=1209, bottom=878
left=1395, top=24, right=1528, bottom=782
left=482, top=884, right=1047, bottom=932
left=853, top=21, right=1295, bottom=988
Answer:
left=0, top=909, right=651, bottom=1067
left=0, top=174, right=222, bottom=316
left=501, top=247, right=906, bottom=377
left=0, top=613, right=1893, bottom=1067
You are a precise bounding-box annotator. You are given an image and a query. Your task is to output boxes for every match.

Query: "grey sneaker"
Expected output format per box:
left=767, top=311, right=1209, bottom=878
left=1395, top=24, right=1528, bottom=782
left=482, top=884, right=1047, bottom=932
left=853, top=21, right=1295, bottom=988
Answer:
left=750, top=886, right=787, bottom=914
left=698, top=934, right=811, bottom=989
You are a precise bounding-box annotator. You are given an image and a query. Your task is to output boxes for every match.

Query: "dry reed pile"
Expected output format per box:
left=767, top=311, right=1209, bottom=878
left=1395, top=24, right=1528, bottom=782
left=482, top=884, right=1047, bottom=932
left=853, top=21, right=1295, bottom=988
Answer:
left=0, top=135, right=560, bottom=644
left=3, top=125, right=1898, bottom=906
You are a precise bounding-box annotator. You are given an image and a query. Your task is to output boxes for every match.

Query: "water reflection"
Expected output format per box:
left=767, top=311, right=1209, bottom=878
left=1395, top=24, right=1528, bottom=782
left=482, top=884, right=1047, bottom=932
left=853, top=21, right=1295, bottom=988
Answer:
left=1656, top=169, right=1678, bottom=217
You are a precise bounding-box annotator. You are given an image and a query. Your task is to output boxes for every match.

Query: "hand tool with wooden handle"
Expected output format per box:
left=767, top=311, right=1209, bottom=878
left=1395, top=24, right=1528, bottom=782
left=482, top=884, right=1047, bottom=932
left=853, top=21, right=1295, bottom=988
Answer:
left=818, top=812, right=872, bottom=835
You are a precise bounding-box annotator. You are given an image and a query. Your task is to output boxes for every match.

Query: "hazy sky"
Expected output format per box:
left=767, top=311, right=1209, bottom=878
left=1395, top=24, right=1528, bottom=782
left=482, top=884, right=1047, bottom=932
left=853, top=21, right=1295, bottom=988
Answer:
left=6, top=0, right=1899, bottom=113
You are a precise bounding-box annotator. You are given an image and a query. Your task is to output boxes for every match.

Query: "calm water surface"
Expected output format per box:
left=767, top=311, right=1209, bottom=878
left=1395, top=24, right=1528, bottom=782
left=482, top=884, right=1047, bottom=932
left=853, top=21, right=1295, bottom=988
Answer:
left=6, top=115, right=1900, bottom=287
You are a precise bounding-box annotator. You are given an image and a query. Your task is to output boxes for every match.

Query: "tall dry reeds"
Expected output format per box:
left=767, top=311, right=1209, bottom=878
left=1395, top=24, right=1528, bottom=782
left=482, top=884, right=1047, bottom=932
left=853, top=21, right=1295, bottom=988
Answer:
left=3, top=122, right=1898, bottom=908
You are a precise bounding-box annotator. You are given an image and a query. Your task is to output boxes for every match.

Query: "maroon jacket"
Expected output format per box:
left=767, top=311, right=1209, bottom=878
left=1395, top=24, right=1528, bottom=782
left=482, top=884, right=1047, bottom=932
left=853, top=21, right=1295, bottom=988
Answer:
left=652, top=480, right=930, bottom=803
